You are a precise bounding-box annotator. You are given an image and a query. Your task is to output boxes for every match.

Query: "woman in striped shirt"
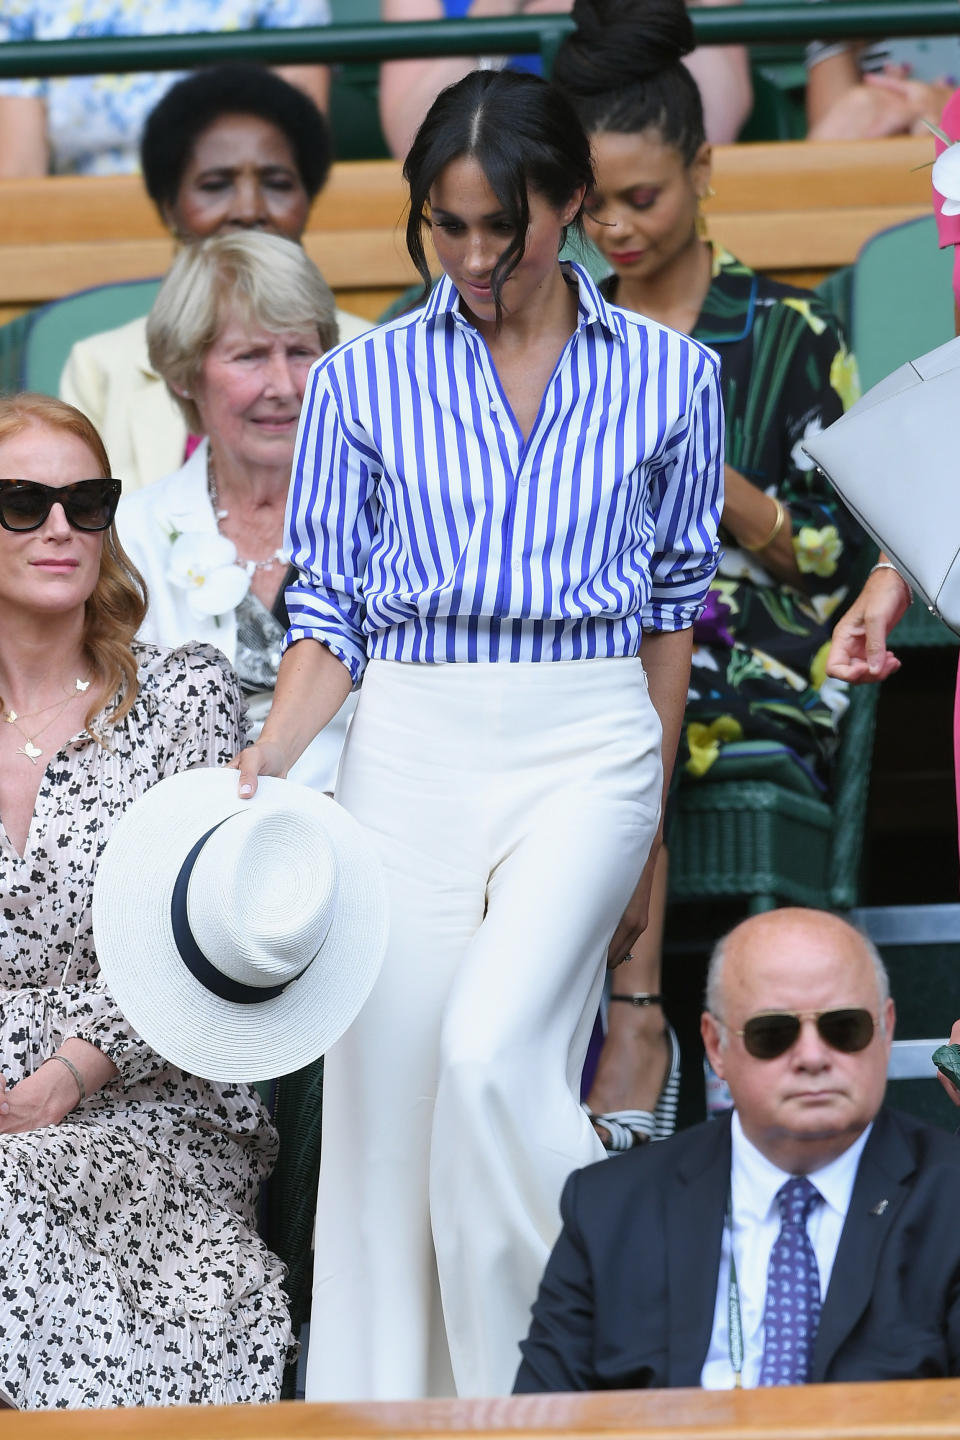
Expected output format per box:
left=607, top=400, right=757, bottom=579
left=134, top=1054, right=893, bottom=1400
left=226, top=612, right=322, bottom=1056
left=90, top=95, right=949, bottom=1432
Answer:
left=235, top=68, right=723, bottom=1400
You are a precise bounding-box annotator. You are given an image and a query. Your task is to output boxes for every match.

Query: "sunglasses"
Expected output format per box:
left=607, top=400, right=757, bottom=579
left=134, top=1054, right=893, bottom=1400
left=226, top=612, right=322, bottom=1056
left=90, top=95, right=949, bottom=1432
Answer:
left=726, top=1008, right=876, bottom=1060
left=0, top=478, right=121, bottom=533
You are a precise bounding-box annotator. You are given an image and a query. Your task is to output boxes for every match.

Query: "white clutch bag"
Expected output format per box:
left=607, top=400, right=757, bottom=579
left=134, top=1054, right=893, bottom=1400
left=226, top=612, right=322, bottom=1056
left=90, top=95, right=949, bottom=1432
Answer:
left=802, top=333, right=960, bottom=634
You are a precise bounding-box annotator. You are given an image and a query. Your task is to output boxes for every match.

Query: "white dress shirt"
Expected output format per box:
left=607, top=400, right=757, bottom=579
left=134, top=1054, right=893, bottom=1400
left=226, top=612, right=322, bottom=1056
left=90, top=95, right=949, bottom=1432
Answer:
left=700, top=1110, right=872, bottom=1389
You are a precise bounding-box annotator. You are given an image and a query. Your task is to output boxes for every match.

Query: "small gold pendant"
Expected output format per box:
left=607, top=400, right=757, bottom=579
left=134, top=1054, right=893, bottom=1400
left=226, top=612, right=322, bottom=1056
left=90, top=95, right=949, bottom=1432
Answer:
left=17, top=741, right=42, bottom=763
left=3, top=710, right=16, bottom=724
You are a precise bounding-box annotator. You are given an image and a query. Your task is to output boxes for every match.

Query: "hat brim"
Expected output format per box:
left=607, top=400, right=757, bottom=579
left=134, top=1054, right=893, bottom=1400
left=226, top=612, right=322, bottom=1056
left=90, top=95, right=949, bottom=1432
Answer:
left=93, top=768, right=388, bottom=1082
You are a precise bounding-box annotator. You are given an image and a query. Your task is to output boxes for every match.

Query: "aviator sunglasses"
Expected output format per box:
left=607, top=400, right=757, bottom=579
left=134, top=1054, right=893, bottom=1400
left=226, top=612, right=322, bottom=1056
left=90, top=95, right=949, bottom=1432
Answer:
left=726, top=1007, right=876, bottom=1060
left=0, top=477, right=121, bottom=533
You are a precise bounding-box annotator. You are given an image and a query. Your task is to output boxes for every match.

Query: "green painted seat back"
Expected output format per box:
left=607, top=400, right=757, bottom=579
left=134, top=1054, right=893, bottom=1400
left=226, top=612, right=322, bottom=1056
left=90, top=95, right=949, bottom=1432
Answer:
left=21, top=278, right=163, bottom=398
left=258, top=1058, right=325, bottom=1398
left=668, top=679, right=880, bottom=913
left=852, top=214, right=953, bottom=392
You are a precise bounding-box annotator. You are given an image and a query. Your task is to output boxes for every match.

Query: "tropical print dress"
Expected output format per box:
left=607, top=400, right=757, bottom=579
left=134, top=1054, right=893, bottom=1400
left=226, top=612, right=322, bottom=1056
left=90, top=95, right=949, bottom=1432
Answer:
left=604, top=246, right=864, bottom=787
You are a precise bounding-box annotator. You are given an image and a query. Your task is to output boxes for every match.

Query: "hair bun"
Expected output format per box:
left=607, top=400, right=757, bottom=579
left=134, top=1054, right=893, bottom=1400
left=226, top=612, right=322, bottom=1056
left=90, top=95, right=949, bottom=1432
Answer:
left=556, top=0, right=695, bottom=95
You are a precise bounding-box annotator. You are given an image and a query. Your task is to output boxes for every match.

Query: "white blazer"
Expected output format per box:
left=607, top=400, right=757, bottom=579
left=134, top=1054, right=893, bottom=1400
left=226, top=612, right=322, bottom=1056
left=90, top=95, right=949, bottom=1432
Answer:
left=116, top=440, right=355, bottom=793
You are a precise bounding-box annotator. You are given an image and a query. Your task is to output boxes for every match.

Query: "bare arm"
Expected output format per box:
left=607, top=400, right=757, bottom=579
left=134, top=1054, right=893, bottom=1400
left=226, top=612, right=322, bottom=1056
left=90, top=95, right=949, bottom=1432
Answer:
left=0, top=1039, right=118, bottom=1132
left=0, top=96, right=48, bottom=176
left=233, top=638, right=354, bottom=794
left=380, top=0, right=483, bottom=159
left=379, top=0, right=537, bottom=158
left=722, top=463, right=803, bottom=587
left=276, top=64, right=331, bottom=115
left=806, top=47, right=862, bottom=130
left=684, top=0, right=753, bottom=145
left=825, top=556, right=911, bottom=683
left=607, top=627, right=693, bottom=965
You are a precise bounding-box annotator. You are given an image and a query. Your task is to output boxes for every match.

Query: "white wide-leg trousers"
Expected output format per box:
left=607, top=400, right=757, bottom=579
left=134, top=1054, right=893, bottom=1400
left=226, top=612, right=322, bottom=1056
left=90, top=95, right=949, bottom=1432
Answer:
left=306, top=657, right=663, bottom=1401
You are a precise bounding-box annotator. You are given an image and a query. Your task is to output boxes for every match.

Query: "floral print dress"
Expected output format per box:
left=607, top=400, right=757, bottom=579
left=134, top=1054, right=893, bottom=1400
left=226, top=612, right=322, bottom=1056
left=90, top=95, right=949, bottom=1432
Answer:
left=604, top=247, right=864, bottom=785
left=0, top=0, right=331, bottom=175
left=0, top=641, right=292, bottom=1409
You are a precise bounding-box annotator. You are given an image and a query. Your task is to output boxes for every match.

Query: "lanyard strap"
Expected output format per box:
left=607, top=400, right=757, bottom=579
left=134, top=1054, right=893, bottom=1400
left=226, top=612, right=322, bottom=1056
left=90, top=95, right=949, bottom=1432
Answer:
left=726, top=1191, right=744, bottom=1388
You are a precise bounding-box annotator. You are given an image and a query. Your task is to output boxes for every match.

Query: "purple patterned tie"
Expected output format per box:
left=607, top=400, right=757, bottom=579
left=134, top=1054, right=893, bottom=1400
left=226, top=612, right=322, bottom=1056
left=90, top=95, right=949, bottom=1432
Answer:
left=758, top=1176, right=822, bottom=1386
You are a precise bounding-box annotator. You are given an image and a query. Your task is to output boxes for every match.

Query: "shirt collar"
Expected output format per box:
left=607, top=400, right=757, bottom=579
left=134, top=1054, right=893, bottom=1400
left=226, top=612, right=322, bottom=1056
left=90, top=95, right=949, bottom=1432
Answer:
left=419, top=262, right=620, bottom=338
left=731, top=1109, right=873, bottom=1225
left=694, top=245, right=758, bottom=346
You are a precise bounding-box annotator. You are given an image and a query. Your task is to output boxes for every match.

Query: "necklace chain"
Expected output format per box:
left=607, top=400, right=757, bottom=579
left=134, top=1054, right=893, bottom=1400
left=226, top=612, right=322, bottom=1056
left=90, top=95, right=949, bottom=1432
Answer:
left=2, top=677, right=90, bottom=765
left=206, top=451, right=286, bottom=575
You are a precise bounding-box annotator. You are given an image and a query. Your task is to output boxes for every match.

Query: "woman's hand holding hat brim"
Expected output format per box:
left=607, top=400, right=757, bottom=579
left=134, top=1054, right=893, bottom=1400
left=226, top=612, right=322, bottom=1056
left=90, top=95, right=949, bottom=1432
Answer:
left=230, top=738, right=290, bottom=798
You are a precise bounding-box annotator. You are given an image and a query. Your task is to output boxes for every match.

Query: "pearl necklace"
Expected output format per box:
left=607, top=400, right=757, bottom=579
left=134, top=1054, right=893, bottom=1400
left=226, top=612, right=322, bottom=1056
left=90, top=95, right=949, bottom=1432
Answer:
left=206, top=452, right=285, bottom=575
left=3, top=677, right=91, bottom=764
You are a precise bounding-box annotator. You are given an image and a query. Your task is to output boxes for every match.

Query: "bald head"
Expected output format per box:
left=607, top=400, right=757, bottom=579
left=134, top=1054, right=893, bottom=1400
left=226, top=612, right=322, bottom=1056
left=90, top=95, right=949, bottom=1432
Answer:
left=700, top=908, right=895, bottom=1173
left=706, top=908, right=889, bottom=1031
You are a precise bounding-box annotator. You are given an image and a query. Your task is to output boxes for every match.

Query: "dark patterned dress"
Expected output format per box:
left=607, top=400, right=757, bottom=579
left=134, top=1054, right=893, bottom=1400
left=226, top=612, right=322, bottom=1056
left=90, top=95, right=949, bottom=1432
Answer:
left=603, top=247, right=865, bottom=785
left=0, top=642, right=292, bottom=1409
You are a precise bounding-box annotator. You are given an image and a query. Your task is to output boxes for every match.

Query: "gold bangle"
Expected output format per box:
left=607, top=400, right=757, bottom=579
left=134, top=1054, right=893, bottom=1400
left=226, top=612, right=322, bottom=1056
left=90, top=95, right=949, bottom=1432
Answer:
left=742, top=496, right=786, bottom=553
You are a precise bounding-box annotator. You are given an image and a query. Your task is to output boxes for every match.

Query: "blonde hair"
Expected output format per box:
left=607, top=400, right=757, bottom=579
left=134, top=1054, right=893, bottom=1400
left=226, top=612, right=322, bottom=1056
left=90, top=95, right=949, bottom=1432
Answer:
left=0, top=394, right=147, bottom=738
left=146, top=231, right=339, bottom=435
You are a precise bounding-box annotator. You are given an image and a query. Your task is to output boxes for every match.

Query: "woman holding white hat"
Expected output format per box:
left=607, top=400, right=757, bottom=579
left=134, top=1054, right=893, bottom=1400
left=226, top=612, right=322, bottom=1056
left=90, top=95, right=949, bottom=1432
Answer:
left=0, top=393, right=296, bottom=1409
left=237, top=69, right=723, bottom=1401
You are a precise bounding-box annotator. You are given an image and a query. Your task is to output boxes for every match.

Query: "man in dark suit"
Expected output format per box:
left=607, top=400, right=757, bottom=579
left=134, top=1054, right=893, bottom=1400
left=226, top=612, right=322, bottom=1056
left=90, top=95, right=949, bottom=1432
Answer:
left=514, top=907, right=960, bottom=1392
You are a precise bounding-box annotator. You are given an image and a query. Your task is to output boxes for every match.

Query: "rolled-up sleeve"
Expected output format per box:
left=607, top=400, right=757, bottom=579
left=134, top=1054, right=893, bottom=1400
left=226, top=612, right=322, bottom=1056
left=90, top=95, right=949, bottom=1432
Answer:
left=642, top=350, right=724, bottom=633
left=284, top=356, right=382, bottom=686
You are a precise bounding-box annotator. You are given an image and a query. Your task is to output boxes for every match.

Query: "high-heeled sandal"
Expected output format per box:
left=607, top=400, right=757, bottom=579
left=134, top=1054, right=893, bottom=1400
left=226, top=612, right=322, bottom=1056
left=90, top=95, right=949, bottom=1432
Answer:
left=584, top=996, right=681, bottom=1151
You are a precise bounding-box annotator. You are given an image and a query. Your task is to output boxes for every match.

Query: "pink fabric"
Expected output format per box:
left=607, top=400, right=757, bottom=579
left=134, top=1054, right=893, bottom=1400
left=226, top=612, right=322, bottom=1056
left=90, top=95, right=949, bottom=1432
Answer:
left=183, top=433, right=202, bottom=463
left=955, top=658, right=960, bottom=870
left=931, top=92, right=960, bottom=860
left=933, top=90, right=960, bottom=305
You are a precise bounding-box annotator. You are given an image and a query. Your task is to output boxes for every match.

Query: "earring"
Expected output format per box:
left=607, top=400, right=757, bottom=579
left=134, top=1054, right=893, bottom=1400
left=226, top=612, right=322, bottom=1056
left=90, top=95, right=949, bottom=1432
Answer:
left=696, top=185, right=716, bottom=241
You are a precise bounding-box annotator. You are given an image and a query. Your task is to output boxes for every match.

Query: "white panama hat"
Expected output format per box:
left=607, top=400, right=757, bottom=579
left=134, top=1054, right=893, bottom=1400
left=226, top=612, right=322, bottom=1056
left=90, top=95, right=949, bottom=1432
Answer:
left=92, top=767, right=388, bottom=1082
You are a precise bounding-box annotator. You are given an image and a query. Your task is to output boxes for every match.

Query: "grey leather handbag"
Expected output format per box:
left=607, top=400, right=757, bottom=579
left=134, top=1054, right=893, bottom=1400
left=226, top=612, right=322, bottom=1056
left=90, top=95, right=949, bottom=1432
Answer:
left=802, top=333, right=960, bottom=634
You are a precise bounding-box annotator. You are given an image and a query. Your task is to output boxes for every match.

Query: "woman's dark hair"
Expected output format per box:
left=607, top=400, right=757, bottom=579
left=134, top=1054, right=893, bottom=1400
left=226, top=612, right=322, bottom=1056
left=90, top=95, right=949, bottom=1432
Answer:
left=552, top=0, right=706, bottom=164
left=403, top=69, right=595, bottom=323
left=140, top=63, right=333, bottom=215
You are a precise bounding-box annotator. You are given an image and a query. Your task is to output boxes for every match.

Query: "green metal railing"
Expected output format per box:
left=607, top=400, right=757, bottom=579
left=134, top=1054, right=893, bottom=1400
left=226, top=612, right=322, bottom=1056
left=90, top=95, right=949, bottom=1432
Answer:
left=0, top=3, right=957, bottom=81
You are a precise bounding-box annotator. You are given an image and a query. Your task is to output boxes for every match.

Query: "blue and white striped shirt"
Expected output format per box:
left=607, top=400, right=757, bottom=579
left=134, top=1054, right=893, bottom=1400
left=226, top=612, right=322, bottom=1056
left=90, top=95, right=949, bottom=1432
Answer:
left=285, top=263, right=723, bottom=684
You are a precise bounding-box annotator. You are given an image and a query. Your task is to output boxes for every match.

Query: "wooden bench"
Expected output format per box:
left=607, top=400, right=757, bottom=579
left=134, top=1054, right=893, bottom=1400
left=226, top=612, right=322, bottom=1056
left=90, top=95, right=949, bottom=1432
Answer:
left=5, top=1378, right=960, bottom=1438
left=0, top=135, right=937, bottom=329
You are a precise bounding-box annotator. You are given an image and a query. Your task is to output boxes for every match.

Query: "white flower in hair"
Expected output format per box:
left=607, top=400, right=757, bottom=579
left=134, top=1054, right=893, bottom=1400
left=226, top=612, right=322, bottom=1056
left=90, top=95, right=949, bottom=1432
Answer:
left=928, top=120, right=960, bottom=216
left=933, top=144, right=960, bottom=217
left=167, top=531, right=251, bottom=618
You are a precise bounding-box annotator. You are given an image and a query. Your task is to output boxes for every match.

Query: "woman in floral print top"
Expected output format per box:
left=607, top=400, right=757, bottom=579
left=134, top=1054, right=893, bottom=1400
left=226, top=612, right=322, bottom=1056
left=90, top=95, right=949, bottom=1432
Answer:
left=0, top=393, right=291, bottom=1409
left=646, top=244, right=863, bottom=783
left=0, top=0, right=331, bottom=176
left=553, top=0, right=865, bottom=1154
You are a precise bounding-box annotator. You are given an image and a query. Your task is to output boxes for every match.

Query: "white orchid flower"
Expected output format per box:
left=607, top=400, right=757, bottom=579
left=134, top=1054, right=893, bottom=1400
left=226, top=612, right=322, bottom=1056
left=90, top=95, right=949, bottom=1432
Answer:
left=791, top=416, right=823, bottom=472
left=167, top=530, right=251, bottom=618
left=933, top=143, right=960, bottom=217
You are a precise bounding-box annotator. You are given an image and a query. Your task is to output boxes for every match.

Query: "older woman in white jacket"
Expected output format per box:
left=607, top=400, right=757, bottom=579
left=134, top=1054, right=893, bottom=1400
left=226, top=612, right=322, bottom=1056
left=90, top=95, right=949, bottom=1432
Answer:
left=117, top=230, right=355, bottom=792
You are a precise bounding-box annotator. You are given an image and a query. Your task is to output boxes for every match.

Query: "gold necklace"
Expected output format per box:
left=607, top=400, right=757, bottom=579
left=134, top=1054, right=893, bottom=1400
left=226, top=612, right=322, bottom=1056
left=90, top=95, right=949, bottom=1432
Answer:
left=3, top=677, right=90, bottom=765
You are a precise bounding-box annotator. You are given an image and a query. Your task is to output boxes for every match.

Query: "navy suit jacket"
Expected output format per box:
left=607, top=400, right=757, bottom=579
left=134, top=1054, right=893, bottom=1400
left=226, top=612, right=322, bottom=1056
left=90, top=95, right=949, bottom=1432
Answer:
left=514, top=1107, right=960, bottom=1392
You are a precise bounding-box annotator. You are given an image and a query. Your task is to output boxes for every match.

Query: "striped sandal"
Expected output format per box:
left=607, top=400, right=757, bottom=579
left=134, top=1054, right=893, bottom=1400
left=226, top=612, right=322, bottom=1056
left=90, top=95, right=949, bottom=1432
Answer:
left=584, top=1011, right=681, bottom=1151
